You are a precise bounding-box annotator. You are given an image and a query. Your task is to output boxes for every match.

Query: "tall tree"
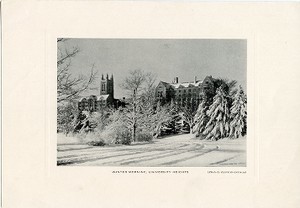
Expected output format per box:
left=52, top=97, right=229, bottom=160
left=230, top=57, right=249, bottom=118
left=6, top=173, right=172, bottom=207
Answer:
left=57, top=38, right=97, bottom=103
left=120, top=69, right=157, bottom=142
left=192, top=100, right=209, bottom=138
left=229, top=86, right=247, bottom=138
left=203, top=87, right=231, bottom=140
left=213, top=78, right=237, bottom=108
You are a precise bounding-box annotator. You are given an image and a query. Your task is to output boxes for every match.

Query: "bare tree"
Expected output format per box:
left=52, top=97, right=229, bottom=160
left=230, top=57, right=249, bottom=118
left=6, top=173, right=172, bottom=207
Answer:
left=120, top=69, right=157, bottom=142
left=142, top=72, right=157, bottom=105
left=57, top=38, right=97, bottom=103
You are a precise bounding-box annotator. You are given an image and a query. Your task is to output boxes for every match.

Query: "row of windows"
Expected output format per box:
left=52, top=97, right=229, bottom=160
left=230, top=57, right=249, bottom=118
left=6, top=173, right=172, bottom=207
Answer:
left=175, top=88, right=198, bottom=93
left=157, top=97, right=200, bottom=101
left=79, top=102, right=107, bottom=111
left=156, top=92, right=200, bottom=98
left=79, top=100, right=106, bottom=104
left=79, top=101, right=106, bottom=107
left=175, top=97, right=200, bottom=101
left=176, top=93, right=199, bottom=97
left=157, top=91, right=163, bottom=97
left=156, top=97, right=200, bottom=107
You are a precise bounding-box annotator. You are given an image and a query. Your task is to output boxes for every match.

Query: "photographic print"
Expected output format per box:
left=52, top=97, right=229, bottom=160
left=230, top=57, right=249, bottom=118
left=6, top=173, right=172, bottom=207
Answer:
left=57, top=39, right=247, bottom=167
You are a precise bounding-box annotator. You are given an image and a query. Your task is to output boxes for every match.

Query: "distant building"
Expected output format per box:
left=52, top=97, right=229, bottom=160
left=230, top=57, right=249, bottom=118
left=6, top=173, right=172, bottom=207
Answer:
left=78, top=74, right=125, bottom=111
left=155, top=76, right=215, bottom=109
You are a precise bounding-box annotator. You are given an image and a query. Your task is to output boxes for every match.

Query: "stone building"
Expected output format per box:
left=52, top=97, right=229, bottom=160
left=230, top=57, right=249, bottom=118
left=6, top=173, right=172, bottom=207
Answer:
left=78, top=74, right=125, bottom=111
left=155, top=76, right=215, bottom=109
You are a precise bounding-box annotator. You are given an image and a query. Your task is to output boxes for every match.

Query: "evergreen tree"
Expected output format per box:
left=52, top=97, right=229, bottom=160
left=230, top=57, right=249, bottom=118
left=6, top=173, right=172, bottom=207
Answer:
left=229, top=86, right=247, bottom=138
left=192, top=100, right=209, bottom=138
left=167, top=100, right=181, bottom=134
left=203, top=87, right=230, bottom=140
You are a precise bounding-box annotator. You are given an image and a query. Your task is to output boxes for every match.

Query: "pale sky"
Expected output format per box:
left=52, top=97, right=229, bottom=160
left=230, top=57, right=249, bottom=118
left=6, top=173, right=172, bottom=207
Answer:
left=60, top=39, right=247, bottom=99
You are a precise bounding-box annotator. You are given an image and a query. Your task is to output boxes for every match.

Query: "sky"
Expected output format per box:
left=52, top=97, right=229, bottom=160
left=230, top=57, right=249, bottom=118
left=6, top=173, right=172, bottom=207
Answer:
left=59, top=39, right=247, bottom=99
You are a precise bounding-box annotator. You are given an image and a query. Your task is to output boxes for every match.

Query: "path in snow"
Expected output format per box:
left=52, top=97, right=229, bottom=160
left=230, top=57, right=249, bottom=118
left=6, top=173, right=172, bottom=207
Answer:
left=57, top=134, right=246, bottom=167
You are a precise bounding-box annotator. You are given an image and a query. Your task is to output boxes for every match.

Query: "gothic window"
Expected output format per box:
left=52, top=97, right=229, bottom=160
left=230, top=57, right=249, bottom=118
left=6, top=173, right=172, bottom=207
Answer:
left=102, top=83, right=106, bottom=91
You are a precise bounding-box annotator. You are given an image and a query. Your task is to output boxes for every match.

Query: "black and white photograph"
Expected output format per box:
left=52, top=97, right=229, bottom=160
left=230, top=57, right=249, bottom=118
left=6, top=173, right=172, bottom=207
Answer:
left=57, top=39, right=247, bottom=167
left=5, top=2, right=300, bottom=208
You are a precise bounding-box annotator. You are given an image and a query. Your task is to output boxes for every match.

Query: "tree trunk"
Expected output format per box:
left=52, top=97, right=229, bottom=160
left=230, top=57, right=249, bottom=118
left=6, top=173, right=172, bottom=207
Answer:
left=189, top=122, right=193, bottom=134
left=132, top=89, right=137, bottom=142
left=132, top=123, right=136, bottom=142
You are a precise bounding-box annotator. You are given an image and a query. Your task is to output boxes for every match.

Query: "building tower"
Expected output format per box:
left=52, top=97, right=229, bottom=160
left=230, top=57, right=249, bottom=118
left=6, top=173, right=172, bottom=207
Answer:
left=100, top=73, right=114, bottom=99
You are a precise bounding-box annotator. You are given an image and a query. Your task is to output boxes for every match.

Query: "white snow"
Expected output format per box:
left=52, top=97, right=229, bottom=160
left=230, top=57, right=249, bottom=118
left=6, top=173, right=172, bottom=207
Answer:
left=57, top=133, right=247, bottom=167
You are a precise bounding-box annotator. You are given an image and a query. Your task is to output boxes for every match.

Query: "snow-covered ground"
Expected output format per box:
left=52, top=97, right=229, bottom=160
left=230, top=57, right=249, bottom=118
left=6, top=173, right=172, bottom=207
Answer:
left=57, top=134, right=246, bottom=167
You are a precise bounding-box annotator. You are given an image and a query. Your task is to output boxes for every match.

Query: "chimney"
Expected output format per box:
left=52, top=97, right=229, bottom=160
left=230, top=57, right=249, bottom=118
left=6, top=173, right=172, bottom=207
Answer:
left=175, top=77, right=178, bottom=84
left=194, top=76, right=197, bottom=83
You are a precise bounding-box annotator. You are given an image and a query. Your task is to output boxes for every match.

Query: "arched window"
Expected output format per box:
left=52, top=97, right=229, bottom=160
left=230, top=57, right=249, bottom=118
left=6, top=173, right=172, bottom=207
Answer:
left=102, top=83, right=106, bottom=91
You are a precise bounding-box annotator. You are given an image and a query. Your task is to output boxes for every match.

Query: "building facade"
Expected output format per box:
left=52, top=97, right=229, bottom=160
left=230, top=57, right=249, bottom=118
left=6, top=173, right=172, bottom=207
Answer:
left=155, top=76, right=215, bottom=110
left=78, top=74, right=125, bottom=111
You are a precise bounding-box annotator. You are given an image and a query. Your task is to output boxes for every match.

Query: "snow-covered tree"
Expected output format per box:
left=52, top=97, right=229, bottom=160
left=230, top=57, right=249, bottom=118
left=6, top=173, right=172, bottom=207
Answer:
left=120, top=69, right=157, bottom=142
left=57, top=101, right=78, bottom=135
left=192, top=100, right=209, bottom=138
left=152, top=101, right=175, bottom=138
left=89, top=108, right=112, bottom=132
left=178, top=101, right=197, bottom=134
left=203, top=87, right=231, bottom=140
left=163, top=100, right=180, bottom=134
left=174, top=117, right=184, bottom=134
left=98, top=109, right=132, bottom=145
left=229, top=86, right=247, bottom=138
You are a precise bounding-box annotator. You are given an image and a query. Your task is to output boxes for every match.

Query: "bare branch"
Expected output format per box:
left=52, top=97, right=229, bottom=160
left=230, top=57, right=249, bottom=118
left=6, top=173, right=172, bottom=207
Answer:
left=57, top=39, right=98, bottom=103
left=57, top=38, right=70, bottom=43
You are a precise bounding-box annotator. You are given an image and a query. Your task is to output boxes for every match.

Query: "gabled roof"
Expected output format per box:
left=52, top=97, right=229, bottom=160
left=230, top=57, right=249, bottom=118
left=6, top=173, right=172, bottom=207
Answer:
left=170, top=80, right=203, bottom=89
left=158, top=81, right=170, bottom=87
left=78, top=97, right=87, bottom=102
left=78, top=94, right=110, bottom=102
left=97, top=94, right=109, bottom=101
